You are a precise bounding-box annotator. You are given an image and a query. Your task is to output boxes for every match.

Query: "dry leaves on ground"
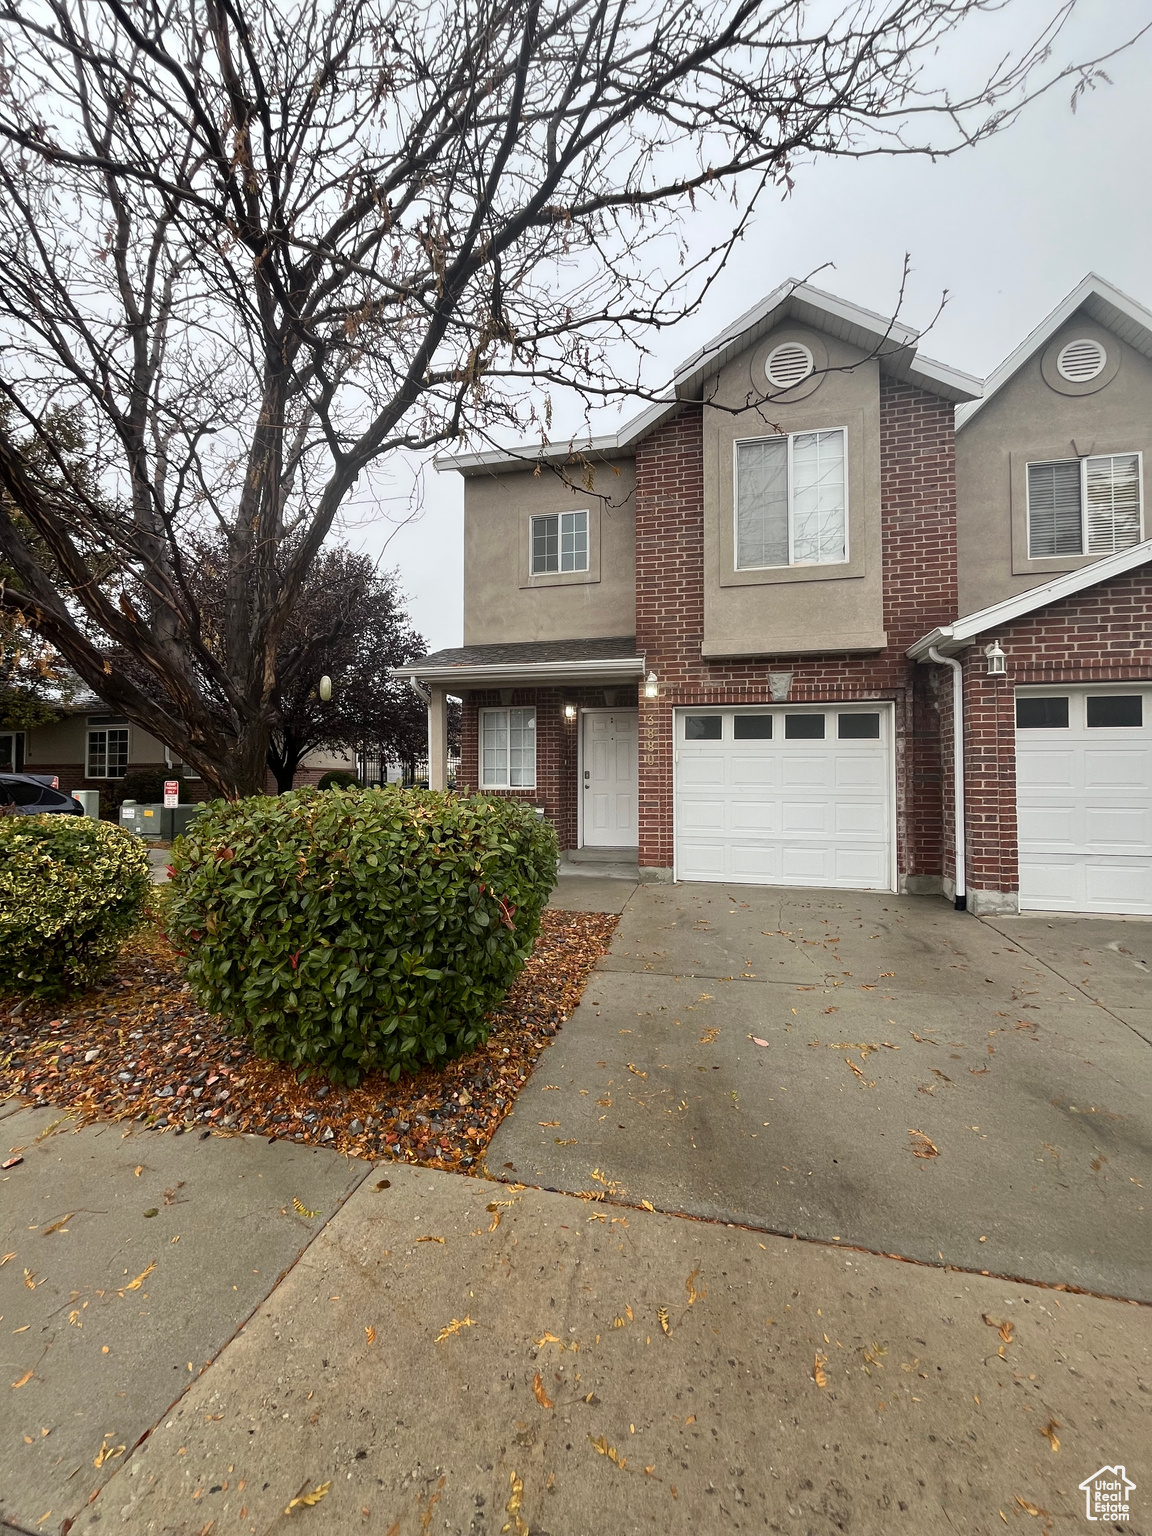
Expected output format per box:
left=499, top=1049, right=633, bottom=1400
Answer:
left=0, top=910, right=617, bottom=1173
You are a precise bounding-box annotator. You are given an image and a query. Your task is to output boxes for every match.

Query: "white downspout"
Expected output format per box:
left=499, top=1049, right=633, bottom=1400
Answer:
left=928, top=646, right=966, bottom=911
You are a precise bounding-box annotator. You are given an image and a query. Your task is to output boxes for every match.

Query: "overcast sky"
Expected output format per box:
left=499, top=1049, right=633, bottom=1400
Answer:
left=345, top=0, right=1152, bottom=655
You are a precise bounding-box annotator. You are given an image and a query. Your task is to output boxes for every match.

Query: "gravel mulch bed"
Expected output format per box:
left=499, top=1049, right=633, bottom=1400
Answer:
left=0, top=909, right=617, bottom=1172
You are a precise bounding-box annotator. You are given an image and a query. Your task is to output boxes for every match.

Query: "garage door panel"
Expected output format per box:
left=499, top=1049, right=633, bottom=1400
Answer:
left=675, top=707, right=893, bottom=891
left=678, top=756, right=728, bottom=788
left=782, top=755, right=831, bottom=787
left=1083, top=806, right=1151, bottom=848
left=730, top=800, right=779, bottom=835
left=834, top=755, right=886, bottom=789
left=1083, top=750, right=1149, bottom=789
left=1016, top=749, right=1079, bottom=787
left=1016, top=687, right=1151, bottom=914
left=677, top=798, right=726, bottom=833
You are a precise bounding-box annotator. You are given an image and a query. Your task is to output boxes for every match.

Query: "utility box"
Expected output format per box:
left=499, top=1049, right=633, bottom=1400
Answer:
left=119, top=801, right=207, bottom=840
left=71, top=789, right=100, bottom=819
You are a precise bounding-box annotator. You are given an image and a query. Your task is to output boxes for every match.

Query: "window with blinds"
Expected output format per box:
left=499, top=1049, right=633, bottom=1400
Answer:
left=1027, top=453, right=1142, bottom=558
left=735, top=428, right=847, bottom=568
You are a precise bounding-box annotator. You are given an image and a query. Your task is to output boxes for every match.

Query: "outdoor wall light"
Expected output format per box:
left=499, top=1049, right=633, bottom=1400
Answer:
left=563, top=703, right=577, bottom=720
left=644, top=671, right=659, bottom=699
left=984, top=641, right=1007, bottom=676
left=319, top=674, right=333, bottom=701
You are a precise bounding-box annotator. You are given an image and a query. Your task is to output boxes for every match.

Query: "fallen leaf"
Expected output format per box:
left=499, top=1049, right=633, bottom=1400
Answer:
left=123, top=1262, right=155, bottom=1293
left=813, top=1353, right=828, bottom=1388
left=503, top=1469, right=527, bottom=1535
left=365, top=1325, right=376, bottom=1345
left=748, top=1036, right=769, bottom=1048
left=685, top=1268, right=706, bottom=1306
left=1015, top=1495, right=1044, bottom=1516
left=284, top=1481, right=332, bottom=1513
left=435, top=1315, right=475, bottom=1343
left=23, top=1268, right=38, bottom=1290
left=134, top=1166, right=143, bottom=1177
left=417, top=1235, right=446, bottom=1245
left=1040, top=1419, right=1060, bottom=1452
left=907, top=1130, right=938, bottom=1159
left=532, top=1373, right=554, bottom=1409
left=538, top=1121, right=560, bottom=1128
left=42, top=1214, right=74, bottom=1236
left=640, top=1200, right=655, bottom=1212
left=699, top=1028, right=719, bottom=1045
left=93, top=1440, right=126, bottom=1468
left=657, top=1307, right=670, bottom=1336
left=12, top=1368, right=35, bottom=1388
left=0, top=1252, right=15, bottom=1265
left=292, top=1198, right=318, bottom=1219
left=535, top=1332, right=561, bottom=1348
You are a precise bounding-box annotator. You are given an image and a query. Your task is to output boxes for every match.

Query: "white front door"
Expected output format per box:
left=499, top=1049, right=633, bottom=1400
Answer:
left=1016, top=685, right=1152, bottom=913
left=674, top=704, right=894, bottom=890
left=582, top=710, right=638, bottom=847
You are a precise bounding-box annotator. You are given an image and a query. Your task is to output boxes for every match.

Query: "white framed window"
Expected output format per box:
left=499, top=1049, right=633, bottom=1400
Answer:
left=87, top=727, right=129, bottom=778
left=1027, top=453, right=1142, bottom=558
left=531, top=510, right=588, bottom=574
left=0, top=731, right=25, bottom=773
left=481, top=707, right=536, bottom=788
left=735, top=428, right=847, bottom=569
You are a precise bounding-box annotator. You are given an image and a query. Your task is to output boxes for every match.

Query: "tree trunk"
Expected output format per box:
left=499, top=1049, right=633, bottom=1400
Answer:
left=266, top=731, right=305, bottom=795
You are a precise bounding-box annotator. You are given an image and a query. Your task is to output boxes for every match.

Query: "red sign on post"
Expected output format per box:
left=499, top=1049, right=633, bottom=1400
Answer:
left=163, top=780, right=179, bottom=808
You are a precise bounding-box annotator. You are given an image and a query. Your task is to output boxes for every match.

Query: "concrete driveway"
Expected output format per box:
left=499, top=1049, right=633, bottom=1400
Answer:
left=489, top=884, right=1152, bottom=1301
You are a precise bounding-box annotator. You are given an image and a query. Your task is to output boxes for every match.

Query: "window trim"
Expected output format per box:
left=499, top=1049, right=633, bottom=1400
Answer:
left=0, top=730, right=25, bottom=773
left=1025, top=451, right=1144, bottom=560
left=86, top=726, right=130, bottom=779
left=732, top=425, right=850, bottom=572
left=479, top=706, right=537, bottom=790
left=528, top=508, right=590, bottom=576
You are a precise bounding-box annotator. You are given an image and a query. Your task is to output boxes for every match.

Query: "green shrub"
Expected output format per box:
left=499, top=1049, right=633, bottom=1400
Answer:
left=0, top=815, right=152, bottom=997
left=166, top=786, right=558, bottom=1083
left=317, top=770, right=362, bottom=791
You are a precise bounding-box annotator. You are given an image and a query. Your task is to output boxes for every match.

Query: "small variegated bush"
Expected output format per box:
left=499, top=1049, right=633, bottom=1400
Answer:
left=166, top=786, right=558, bottom=1083
left=0, top=815, right=152, bottom=998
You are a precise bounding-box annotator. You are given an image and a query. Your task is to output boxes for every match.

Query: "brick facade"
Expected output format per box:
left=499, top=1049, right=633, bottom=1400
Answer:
left=945, top=564, right=1152, bottom=903
left=630, top=382, right=958, bottom=878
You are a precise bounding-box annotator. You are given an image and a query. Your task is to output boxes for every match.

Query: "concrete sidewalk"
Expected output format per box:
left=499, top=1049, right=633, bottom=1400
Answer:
left=489, top=883, right=1152, bottom=1300
left=80, top=1165, right=1152, bottom=1535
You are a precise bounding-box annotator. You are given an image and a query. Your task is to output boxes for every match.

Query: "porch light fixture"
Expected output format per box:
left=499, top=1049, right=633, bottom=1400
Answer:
left=644, top=671, right=659, bottom=699
left=319, top=674, right=333, bottom=701
left=563, top=703, right=577, bottom=720
left=984, top=641, right=1007, bottom=676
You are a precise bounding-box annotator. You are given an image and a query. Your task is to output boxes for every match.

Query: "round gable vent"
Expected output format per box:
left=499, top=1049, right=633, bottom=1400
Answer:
left=765, top=341, right=814, bottom=390
left=1056, top=337, right=1107, bottom=383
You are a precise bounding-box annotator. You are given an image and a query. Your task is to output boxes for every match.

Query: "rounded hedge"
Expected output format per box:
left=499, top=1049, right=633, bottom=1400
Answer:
left=316, top=770, right=362, bottom=791
left=166, top=786, right=558, bottom=1083
left=0, top=815, right=152, bottom=998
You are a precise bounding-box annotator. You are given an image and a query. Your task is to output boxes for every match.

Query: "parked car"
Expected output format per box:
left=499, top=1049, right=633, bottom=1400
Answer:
left=0, top=773, right=84, bottom=815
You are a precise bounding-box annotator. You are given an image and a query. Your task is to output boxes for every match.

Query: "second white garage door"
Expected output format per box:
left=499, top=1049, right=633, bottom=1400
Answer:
left=674, top=704, right=894, bottom=890
left=1016, top=686, right=1152, bottom=913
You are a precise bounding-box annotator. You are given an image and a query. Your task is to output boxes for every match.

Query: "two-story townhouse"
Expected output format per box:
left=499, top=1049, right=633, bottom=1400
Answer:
left=398, top=274, right=1152, bottom=917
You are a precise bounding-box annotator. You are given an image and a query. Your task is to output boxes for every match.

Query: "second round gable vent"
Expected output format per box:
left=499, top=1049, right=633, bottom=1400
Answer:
left=765, top=341, right=814, bottom=390
left=1056, top=337, right=1107, bottom=383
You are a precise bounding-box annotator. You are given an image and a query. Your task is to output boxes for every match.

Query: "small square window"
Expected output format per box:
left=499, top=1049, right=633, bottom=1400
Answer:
left=838, top=713, right=880, bottom=739
left=1016, top=697, right=1069, bottom=730
left=1086, top=695, right=1142, bottom=728
left=684, top=716, right=722, bottom=741
left=531, top=510, right=588, bottom=574
left=785, top=714, right=825, bottom=739
left=733, top=715, right=773, bottom=740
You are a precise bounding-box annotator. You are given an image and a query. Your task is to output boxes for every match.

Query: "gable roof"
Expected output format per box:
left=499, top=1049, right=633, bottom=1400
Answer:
left=440, top=277, right=981, bottom=476
left=908, top=538, right=1152, bottom=660
left=956, top=273, right=1152, bottom=430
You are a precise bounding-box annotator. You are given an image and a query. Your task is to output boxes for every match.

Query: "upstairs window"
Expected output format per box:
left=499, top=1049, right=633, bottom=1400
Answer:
left=1027, top=453, right=1142, bottom=558
left=87, top=727, right=129, bottom=778
left=531, top=510, right=588, bottom=574
left=736, top=429, right=846, bottom=569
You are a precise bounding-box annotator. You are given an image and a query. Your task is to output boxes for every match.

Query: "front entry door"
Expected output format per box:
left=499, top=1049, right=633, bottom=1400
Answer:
left=582, top=710, right=638, bottom=847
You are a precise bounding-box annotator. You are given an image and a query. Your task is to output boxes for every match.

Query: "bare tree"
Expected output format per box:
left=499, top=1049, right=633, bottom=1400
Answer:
left=0, top=0, right=1136, bottom=795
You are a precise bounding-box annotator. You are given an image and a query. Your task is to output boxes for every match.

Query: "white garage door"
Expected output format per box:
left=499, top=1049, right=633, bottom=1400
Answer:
left=1016, top=686, right=1152, bottom=913
left=674, top=705, right=894, bottom=890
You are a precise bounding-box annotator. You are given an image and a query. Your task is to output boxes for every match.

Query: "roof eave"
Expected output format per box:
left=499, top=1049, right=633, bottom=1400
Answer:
left=391, top=656, right=646, bottom=687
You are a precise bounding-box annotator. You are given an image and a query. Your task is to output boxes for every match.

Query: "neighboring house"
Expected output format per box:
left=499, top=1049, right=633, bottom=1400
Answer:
left=398, top=274, right=1152, bottom=917
left=8, top=694, right=355, bottom=803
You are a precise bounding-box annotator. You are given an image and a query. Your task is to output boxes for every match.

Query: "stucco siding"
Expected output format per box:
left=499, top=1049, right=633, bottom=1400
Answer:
left=956, top=309, right=1152, bottom=615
